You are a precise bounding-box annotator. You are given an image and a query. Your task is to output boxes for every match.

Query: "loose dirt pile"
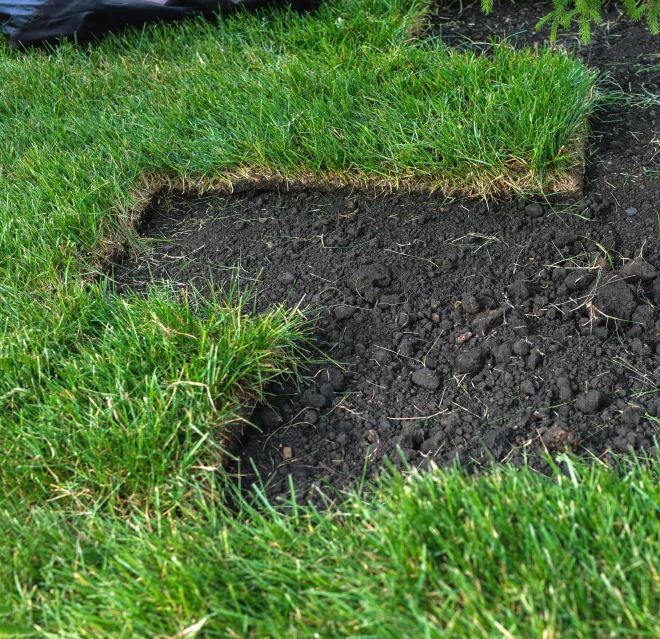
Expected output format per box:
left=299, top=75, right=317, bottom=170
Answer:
left=116, top=1, right=659, bottom=502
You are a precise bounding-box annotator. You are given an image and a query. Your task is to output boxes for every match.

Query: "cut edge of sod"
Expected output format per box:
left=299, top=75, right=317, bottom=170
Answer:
left=129, top=150, right=587, bottom=209
left=111, top=144, right=587, bottom=260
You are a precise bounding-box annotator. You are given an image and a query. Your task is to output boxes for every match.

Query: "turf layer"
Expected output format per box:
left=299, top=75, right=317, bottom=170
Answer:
left=0, top=0, right=599, bottom=291
left=5, top=458, right=660, bottom=637
left=0, top=285, right=309, bottom=510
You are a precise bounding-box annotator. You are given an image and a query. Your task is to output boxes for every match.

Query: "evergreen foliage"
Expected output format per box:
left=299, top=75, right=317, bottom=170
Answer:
left=481, top=0, right=660, bottom=41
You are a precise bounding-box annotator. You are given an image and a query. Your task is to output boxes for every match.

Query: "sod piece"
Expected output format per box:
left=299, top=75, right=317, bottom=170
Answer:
left=0, top=0, right=599, bottom=290
left=4, top=457, right=660, bottom=637
left=0, top=284, right=309, bottom=509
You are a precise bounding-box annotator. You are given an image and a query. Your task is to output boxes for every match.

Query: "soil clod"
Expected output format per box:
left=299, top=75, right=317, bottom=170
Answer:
left=411, top=367, right=441, bottom=391
left=575, top=390, right=611, bottom=415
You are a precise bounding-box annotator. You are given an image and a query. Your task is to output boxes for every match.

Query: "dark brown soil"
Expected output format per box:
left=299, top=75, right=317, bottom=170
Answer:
left=115, top=1, right=660, bottom=503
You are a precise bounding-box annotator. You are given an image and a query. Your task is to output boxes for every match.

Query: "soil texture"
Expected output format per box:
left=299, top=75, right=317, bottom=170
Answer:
left=116, top=0, right=660, bottom=502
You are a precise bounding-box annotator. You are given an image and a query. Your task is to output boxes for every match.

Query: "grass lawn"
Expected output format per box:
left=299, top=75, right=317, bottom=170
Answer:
left=4, top=0, right=655, bottom=636
left=6, top=458, right=660, bottom=637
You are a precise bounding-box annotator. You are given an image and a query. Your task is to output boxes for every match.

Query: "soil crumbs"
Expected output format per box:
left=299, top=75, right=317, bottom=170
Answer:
left=116, top=1, right=660, bottom=502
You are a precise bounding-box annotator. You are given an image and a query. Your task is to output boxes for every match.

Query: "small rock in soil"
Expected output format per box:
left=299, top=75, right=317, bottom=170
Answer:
left=472, top=310, right=504, bottom=336
left=542, top=424, right=576, bottom=450
left=525, top=202, right=544, bottom=218
left=398, top=338, right=416, bottom=358
left=520, top=380, right=536, bottom=395
left=303, top=409, right=319, bottom=424
left=492, top=342, right=513, bottom=363
left=456, top=331, right=473, bottom=344
left=508, top=281, right=529, bottom=301
left=621, top=257, right=657, bottom=283
left=319, top=383, right=335, bottom=400
left=559, top=385, right=573, bottom=402
left=334, top=305, right=357, bottom=320
left=301, top=391, right=327, bottom=409
left=278, top=271, right=295, bottom=285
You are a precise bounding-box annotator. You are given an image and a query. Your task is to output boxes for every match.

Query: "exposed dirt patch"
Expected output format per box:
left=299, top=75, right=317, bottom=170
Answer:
left=115, top=1, right=660, bottom=502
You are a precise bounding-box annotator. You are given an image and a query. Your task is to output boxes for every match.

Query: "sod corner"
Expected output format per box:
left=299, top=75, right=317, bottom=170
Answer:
left=117, top=135, right=590, bottom=263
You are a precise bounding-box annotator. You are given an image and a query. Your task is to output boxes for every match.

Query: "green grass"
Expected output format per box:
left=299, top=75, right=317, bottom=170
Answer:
left=0, top=283, right=309, bottom=512
left=0, top=0, right=599, bottom=292
left=0, top=0, right=637, bottom=635
left=5, top=456, right=660, bottom=637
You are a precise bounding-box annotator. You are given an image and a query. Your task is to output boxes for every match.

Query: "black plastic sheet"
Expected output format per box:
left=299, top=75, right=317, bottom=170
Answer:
left=1, top=0, right=285, bottom=46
